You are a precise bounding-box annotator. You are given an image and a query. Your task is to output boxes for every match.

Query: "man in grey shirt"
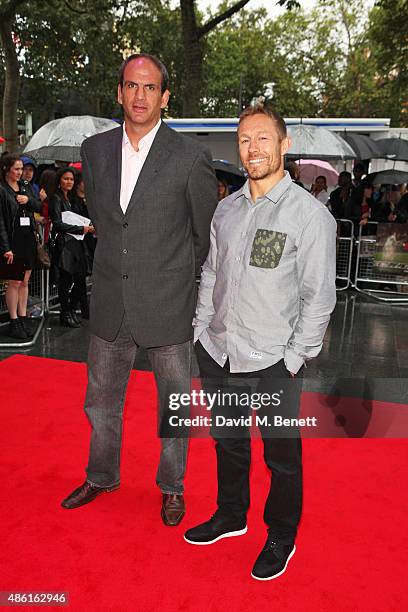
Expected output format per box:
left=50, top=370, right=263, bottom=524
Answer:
left=184, top=105, right=337, bottom=580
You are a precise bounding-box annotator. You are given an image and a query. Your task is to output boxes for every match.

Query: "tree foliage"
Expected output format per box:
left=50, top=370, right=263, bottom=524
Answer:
left=203, top=0, right=407, bottom=124
left=367, top=0, right=408, bottom=125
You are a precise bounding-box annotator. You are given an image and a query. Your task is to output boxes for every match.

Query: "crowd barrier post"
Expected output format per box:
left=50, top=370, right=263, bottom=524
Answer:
left=336, top=219, right=354, bottom=291
left=45, top=272, right=92, bottom=315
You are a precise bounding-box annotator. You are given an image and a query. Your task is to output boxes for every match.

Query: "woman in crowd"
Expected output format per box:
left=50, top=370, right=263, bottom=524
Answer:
left=49, top=167, right=94, bottom=328
left=0, top=154, right=42, bottom=339
left=310, top=175, right=329, bottom=206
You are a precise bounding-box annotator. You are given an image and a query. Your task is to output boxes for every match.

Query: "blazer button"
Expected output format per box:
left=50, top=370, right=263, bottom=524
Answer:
left=123, top=222, right=128, bottom=228
left=123, top=248, right=128, bottom=254
left=122, top=274, right=128, bottom=280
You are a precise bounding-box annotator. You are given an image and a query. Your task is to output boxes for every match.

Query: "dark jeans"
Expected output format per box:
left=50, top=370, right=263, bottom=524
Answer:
left=58, top=269, right=87, bottom=314
left=195, top=341, right=303, bottom=543
left=84, top=315, right=192, bottom=494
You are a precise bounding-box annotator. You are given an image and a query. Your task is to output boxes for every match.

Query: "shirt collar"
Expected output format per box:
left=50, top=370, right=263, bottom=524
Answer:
left=122, top=119, right=162, bottom=151
left=239, top=171, right=293, bottom=205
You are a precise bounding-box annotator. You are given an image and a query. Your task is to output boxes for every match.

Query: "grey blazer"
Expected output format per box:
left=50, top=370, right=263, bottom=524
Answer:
left=81, top=121, right=218, bottom=346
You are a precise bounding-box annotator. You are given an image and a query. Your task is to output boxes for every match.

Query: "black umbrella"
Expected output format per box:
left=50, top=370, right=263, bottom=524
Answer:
left=365, top=169, right=408, bottom=185
left=212, top=159, right=246, bottom=187
left=375, top=138, right=408, bottom=162
left=342, top=133, right=382, bottom=159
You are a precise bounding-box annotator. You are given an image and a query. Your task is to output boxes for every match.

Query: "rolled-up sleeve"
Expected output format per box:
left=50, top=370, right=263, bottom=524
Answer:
left=284, top=208, right=337, bottom=374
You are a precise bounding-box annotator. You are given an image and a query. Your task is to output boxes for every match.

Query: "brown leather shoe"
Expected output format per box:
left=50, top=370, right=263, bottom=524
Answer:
left=61, top=481, right=119, bottom=509
left=161, top=493, right=186, bottom=526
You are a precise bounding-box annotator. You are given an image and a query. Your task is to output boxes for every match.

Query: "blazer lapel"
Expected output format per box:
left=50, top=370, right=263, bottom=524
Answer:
left=124, top=123, right=173, bottom=216
left=111, top=125, right=123, bottom=216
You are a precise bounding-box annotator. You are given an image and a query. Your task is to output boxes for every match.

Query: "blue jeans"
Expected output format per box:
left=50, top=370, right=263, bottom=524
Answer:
left=84, top=315, right=191, bottom=494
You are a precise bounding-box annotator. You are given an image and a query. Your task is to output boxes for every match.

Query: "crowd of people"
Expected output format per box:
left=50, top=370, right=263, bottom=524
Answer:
left=286, top=160, right=408, bottom=228
left=1, top=149, right=407, bottom=343
left=0, top=153, right=95, bottom=339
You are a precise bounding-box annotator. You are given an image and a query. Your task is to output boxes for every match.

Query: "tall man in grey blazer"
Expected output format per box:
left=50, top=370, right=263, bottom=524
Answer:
left=61, top=53, right=218, bottom=525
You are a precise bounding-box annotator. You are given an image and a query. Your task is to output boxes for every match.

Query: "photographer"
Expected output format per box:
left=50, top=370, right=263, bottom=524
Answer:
left=0, top=154, right=42, bottom=339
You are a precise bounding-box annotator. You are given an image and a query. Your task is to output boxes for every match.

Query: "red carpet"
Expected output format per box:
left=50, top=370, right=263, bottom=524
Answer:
left=0, top=355, right=407, bottom=611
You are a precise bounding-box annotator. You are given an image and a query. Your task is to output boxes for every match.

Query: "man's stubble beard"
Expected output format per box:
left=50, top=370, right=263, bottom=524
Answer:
left=246, top=158, right=282, bottom=181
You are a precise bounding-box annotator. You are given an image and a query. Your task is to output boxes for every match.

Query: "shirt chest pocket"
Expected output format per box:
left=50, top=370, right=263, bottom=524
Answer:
left=249, top=229, right=287, bottom=269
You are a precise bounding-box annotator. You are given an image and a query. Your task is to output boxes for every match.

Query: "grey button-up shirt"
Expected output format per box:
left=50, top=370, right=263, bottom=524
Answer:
left=194, top=171, right=337, bottom=374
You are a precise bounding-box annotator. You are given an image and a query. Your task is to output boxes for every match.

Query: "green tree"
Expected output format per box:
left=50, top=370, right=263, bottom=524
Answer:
left=0, top=0, right=36, bottom=151
left=202, top=4, right=321, bottom=117
left=258, top=0, right=393, bottom=120
left=1, top=0, right=187, bottom=149
left=179, top=0, right=251, bottom=116
left=368, top=0, right=408, bottom=125
left=121, top=0, right=184, bottom=117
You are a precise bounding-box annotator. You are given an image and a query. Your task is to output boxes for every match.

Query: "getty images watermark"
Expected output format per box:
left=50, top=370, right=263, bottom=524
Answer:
left=167, top=390, right=317, bottom=429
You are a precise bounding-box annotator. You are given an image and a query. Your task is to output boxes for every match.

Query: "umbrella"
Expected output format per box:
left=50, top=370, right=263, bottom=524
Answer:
left=24, top=115, right=120, bottom=162
left=365, top=169, right=408, bottom=185
left=375, top=138, right=408, bottom=162
left=212, top=159, right=246, bottom=187
left=296, top=159, right=339, bottom=187
left=286, top=125, right=356, bottom=160
left=342, top=133, right=383, bottom=159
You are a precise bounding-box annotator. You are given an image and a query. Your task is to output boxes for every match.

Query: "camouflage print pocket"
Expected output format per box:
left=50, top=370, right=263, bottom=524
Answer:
left=249, top=229, right=287, bottom=269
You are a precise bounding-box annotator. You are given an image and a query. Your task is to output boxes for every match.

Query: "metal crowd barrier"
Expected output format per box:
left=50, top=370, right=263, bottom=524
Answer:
left=354, top=221, right=408, bottom=303
left=336, top=219, right=354, bottom=291
left=0, top=215, right=374, bottom=346
left=45, top=271, right=92, bottom=315
left=0, top=224, right=47, bottom=348
left=45, top=269, right=61, bottom=314
left=0, top=268, right=46, bottom=348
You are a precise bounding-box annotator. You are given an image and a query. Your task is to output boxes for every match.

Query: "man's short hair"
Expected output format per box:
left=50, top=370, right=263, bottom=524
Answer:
left=118, top=53, right=170, bottom=94
left=238, top=104, right=287, bottom=141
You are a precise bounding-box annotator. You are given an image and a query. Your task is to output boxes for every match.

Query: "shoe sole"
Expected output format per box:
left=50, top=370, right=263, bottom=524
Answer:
left=184, top=526, right=247, bottom=545
left=251, top=545, right=296, bottom=581
left=61, top=484, right=120, bottom=509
